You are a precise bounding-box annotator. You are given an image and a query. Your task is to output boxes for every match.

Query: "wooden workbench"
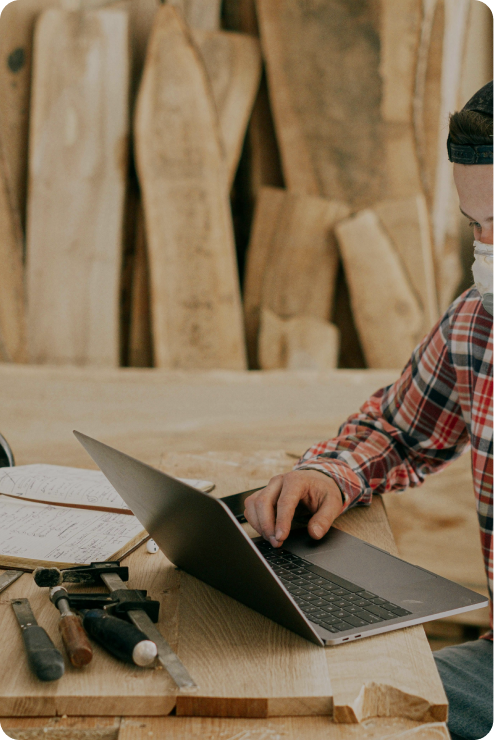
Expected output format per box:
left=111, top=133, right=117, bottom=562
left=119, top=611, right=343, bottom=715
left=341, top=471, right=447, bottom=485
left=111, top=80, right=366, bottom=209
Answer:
left=0, top=366, right=455, bottom=739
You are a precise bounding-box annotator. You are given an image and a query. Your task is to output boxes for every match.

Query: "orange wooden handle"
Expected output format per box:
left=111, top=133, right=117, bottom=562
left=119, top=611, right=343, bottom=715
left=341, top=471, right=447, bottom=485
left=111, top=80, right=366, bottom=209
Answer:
left=59, top=614, right=93, bottom=668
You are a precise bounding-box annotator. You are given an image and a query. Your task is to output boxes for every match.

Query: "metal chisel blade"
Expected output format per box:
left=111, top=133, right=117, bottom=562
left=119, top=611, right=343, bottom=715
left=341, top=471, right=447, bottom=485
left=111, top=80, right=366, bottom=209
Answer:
left=128, top=609, right=197, bottom=691
left=11, top=597, right=38, bottom=627
left=0, top=570, right=23, bottom=595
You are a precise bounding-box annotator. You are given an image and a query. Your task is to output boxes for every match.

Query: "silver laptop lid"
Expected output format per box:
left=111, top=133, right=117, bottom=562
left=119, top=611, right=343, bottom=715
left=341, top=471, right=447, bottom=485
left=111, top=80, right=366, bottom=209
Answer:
left=74, top=431, right=324, bottom=646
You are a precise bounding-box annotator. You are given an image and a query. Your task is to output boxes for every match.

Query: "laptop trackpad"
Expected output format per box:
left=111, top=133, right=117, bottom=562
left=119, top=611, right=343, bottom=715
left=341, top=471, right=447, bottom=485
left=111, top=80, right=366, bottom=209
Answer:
left=307, top=539, right=437, bottom=594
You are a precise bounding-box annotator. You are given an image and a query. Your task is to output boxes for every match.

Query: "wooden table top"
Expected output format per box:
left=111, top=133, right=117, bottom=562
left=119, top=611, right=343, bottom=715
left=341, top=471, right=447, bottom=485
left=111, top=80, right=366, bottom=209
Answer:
left=0, top=366, right=450, bottom=738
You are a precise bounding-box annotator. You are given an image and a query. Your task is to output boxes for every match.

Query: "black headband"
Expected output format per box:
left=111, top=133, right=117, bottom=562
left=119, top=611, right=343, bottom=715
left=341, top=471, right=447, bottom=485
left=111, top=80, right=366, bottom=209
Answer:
left=447, top=80, right=493, bottom=165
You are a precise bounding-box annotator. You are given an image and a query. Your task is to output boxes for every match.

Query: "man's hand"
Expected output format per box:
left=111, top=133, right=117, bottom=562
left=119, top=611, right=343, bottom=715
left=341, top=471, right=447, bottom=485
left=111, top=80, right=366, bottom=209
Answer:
left=244, top=470, right=344, bottom=547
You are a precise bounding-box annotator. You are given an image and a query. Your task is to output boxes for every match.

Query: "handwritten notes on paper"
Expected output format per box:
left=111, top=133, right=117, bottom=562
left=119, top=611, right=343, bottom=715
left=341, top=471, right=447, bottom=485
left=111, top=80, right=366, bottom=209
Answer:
left=0, top=464, right=215, bottom=513
left=0, top=496, right=145, bottom=565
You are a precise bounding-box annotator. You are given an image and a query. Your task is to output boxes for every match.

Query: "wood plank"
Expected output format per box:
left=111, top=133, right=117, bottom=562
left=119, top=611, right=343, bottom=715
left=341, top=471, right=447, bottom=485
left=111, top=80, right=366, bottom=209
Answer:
left=335, top=210, right=424, bottom=369
left=331, top=498, right=448, bottom=723
left=255, top=0, right=423, bottom=208
left=167, top=0, right=221, bottom=30
left=0, top=134, right=26, bottom=363
left=117, top=717, right=450, bottom=740
left=259, top=309, right=339, bottom=371
left=0, top=0, right=56, bottom=227
left=26, top=8, right=129, bottom=366
left=134, top=6, right=247, bottom=370
left=2, top=716, right=451, bottom=740
left=193, top=29, right=262, bottom=188
left=243, top=186, right=349, bottom=367
left=373, top=195, right=439, bottom=332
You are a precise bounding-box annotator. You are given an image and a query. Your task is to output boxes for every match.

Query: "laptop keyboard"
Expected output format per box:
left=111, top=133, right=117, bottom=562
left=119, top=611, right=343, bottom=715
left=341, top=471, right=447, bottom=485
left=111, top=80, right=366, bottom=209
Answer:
left=256, top=541, right=411, bottom=634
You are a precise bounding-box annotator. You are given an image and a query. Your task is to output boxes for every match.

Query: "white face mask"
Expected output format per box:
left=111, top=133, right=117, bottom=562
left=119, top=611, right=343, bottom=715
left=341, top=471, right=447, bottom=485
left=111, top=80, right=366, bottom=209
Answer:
left=472, top=241, right=493, bottom=316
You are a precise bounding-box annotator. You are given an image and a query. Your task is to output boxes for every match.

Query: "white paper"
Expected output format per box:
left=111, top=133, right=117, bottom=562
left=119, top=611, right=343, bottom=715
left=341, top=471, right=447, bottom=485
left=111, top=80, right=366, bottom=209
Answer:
left=0, top=464, right=214, bottom=511
left=0, top=496, right=144, bottom=564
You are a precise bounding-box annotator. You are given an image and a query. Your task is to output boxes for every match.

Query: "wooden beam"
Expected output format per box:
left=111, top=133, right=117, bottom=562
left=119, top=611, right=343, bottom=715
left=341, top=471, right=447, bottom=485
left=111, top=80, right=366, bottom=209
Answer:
left=244, top=186, right=349, bottom=367
left=26, top=8, right=129, bottom=365
left=167, top=0, right=222, bottom=30
left=135, top=6, right=247, bottom=369
left=335, top=209, right=424, bottom=369
left=259, top=309, right=339, bottom=371
left=0, top=135, right=26, bottom=363
left=193, top=29, right=262, bottom=189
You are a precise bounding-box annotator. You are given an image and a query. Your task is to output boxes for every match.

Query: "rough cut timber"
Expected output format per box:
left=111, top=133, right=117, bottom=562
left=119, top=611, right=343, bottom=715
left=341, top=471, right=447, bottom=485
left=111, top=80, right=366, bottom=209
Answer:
left=255, top=0, right=423, bottom=209
left=335, top=210, right=424, bottom=369
left=26, top=8, right=129, bottom=366
left=167, top=0, right=221, bottom=30
left=0, top=136, right=26, bottom=363
left=193, top=29, right=262, bottom=188
left=0, top=0, right=55, bottom=227
left=374, top=194, right=439, bottom=332
left=135, top=6, right=247, bottom=370
left=244, top=186, right=349, bottom=367
left=259, top=309, right=339, bottom=371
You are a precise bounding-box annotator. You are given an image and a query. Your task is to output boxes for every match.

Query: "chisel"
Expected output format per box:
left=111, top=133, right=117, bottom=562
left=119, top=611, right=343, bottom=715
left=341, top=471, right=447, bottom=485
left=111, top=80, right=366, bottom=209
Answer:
left=0, top=570, right=23, bottom=594
left=11, top=598, right=65, bottom=681
left=49, top=586, right=93, bottom=667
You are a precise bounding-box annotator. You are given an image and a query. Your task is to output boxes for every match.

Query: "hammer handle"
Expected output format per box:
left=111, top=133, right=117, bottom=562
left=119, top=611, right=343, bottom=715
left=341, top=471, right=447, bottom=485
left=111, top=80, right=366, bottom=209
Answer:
left=59, top=614, right=93, bottom=668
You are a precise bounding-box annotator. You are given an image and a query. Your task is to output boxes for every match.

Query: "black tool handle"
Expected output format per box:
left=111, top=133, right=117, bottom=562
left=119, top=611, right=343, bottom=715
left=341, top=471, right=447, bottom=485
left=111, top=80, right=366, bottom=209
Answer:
left=21, top=625, right=65, bottom=681
left=82, top=609, right=156, bottom=666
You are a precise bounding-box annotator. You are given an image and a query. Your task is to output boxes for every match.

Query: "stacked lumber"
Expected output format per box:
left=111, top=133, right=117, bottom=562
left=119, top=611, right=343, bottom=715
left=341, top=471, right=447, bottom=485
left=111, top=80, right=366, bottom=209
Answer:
left=0, top=0, right=490, bottom=369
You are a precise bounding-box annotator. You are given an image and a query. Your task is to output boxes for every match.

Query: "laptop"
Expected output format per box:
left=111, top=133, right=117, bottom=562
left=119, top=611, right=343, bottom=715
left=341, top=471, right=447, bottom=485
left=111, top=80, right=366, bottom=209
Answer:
left=74, top=431, right=488, bottom=646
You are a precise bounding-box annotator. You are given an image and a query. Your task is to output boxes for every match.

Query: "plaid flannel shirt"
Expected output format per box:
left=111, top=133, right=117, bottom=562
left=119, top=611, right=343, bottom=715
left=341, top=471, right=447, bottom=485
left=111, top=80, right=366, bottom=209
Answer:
left=295, top=288, right=493, bottom=631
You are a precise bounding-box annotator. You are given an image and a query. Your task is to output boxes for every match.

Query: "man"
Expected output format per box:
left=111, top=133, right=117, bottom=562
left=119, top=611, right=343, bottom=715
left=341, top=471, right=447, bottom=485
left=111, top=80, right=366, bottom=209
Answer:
left=245, top=81, right=493, bottom=740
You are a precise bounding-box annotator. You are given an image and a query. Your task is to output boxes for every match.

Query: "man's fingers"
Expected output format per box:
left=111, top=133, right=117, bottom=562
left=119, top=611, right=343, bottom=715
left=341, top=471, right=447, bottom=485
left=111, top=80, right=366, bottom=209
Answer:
left=307, top=490, right=342, bottom=539
left=273, top=477, right=308, bottom=544
left=244, top=476, right=284, bottom=541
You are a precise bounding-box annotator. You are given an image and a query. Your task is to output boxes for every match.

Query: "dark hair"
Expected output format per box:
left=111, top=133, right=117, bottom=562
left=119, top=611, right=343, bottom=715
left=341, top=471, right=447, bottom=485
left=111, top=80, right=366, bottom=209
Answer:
left=449, top=109, right=493, bottom=147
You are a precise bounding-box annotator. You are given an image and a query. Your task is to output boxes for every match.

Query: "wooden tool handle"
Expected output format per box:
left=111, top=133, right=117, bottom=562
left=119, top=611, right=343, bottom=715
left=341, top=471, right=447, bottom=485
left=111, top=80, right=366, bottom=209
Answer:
left=59, top=614, right=93, bottom=668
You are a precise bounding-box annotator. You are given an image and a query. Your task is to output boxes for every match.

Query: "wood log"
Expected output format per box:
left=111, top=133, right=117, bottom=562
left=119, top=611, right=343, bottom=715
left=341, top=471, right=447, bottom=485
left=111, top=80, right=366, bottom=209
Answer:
left=243, top=186, right=349, bottom=367
left=335, top=209, right=424, bottom=369
left=259, top=309, right=339, bottom=371
left=134, top=6, right=247, bottom=370
left=0, top=136, right=26, bottom=363
left=193, top=29, right=262, bottom=189
left=167, top=0, right=221, bottom=30
left=26, top=8, right=129, bottom=366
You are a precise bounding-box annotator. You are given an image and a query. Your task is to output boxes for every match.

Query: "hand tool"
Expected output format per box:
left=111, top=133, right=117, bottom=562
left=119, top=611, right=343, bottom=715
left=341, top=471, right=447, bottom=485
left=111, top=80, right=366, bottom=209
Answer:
left=0, top=570, right=23, bottom=594
left=35, top=562, right=197, bottom=690
left=11, top=598, right=65, bottom=681
left=80, top=608, right=157, bottom=666
left=49, top=586, right=93, bottom=667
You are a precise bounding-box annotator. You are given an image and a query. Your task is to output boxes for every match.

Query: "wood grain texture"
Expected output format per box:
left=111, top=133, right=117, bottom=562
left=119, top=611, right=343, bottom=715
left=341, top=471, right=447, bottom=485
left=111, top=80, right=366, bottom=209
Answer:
left=26, top=8, right=129, bottom=366
left=255, top=0, right=423, bottom=208
left=0, top=135, right=26, bottom=363
left=193, top=29, right=262, bottom=188
left=167, top=0, right=222, bottom=30
left=3, top=716, right=451, bottom=740
left=259, top=309, right=339, bottom=371
left=135, top=6, right=247, bottom=370
left=373, top=195, right=439, bottom=332
left=335, top=210, right=424, bottom=369
left=0, top=0, right=56, bottom=225
left=244, top=186, right=349, bottom=367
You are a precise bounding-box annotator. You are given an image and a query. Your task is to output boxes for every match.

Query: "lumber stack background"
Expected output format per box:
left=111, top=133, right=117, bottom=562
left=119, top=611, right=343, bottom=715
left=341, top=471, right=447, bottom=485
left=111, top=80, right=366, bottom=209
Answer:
left=0, top=0, right=491, bottom=370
